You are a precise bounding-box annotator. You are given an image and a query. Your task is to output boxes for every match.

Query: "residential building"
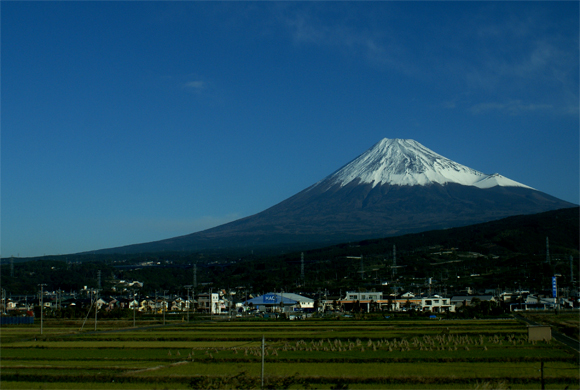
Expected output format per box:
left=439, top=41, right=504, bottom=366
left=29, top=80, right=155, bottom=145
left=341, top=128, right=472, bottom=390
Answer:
left=419, top=296, right=455, bottom=313
left=339, top=291, right=384, bottom=312
left=198, top=292, right=221, bottom=314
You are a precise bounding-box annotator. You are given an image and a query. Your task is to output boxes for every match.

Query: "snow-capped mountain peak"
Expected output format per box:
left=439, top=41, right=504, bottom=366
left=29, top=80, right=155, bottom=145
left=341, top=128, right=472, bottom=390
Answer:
left=91, top=137, right=576, bottom=255
left=319, top=138, right=533, bottom=189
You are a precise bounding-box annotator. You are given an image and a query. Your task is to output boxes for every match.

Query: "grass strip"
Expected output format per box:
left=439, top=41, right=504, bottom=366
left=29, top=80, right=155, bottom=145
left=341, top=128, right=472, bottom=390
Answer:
left=2, top=373, right=578, bottom=385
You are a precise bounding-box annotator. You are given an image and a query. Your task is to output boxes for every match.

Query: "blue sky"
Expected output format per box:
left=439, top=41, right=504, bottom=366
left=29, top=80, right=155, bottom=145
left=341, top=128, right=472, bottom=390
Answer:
left=2, top=2, right=578, bottom=258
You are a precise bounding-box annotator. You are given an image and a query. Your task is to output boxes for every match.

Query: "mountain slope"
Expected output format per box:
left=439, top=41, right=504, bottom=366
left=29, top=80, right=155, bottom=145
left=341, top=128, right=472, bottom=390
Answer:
left=89, top=138, right=576, bottom=254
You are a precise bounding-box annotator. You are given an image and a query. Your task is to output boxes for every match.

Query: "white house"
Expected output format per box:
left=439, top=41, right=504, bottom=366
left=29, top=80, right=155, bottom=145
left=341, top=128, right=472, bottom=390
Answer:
left=419, top=296, right=455, bottom=313
left=344, top=291, right=384, bottom=301
left=197, top=292, right=221, bottom=314
left=339, top=291, right=384, bottom=312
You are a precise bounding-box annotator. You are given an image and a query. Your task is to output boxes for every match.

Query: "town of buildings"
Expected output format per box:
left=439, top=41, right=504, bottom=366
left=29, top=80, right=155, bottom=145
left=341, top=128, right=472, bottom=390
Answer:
left=2, top=282, right=577, bottom=321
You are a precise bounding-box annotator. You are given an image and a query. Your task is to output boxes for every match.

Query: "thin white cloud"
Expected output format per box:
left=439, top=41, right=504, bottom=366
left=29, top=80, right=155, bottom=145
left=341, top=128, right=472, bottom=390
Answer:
left=278, top=4, right=577, bottom=115
left=286, top=13, right=327, bottom=45
left=469, top=100, right=553, bottom=116
left=184, top=80, right=206, bottom=92
left=282, top=6, right=410, bottom=74
left=442, top=101, right=457, bottom=109
left=468, top=7, right=578, bottom=94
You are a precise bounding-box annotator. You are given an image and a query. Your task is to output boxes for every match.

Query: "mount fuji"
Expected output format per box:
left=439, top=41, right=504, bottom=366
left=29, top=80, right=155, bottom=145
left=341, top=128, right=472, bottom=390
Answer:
left=91, top=138, right=576, bottom=254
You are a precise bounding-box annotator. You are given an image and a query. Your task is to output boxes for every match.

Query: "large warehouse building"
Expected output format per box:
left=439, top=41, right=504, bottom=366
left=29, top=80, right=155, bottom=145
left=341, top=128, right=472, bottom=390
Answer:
left=244, top=293, right=314, bottom=313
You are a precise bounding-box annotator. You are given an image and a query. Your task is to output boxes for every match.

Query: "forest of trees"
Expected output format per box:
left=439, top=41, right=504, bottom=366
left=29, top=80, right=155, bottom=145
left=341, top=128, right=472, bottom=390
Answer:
left=1, top=207, right=577, bottom=298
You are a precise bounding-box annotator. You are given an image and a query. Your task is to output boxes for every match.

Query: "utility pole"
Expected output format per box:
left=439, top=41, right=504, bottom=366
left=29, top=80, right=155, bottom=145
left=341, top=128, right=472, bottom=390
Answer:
left=1, top=288, right=6, bottom=314
left=261, top=335, right=265, bottom=389
left=280, top=290, right=284, bottom=315
left=94, top=289, right=100, bottom=331
left=210, top=288, right=213, bottom=320
left=163, top=290, right=168, bottom=325
left=301, top=252, right=305, bottom=281
left=570, top=256, right=574, bottom=285
left=132, top=289, right=136, bottom=327
left=227, top=288, right=231, bottom=320
left=540, top=361, right=545, bottom=390
left=192, top=264, right=197, bottom=315
left=38, top=284, right=47, bottom=335
left=185, top=285, right=192, bottom=323
left=546, top=237, right=550, bottom=265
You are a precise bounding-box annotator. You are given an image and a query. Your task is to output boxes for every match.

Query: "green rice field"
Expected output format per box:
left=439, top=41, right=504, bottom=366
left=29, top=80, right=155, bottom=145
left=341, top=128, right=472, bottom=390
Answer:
left=1, top=316, right=578, bottom=389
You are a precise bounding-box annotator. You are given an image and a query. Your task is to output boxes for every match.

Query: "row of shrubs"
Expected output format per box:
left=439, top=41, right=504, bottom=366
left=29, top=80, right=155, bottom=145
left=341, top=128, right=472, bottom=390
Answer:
left=3, top=372, right=576, bottom=387
left=3, top=356, right=573, bottom=364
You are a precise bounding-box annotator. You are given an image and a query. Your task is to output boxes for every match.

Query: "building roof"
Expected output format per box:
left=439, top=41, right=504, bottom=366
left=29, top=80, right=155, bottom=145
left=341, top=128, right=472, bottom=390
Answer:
left=450, top=295, right=495, bottom=302
left=245, top=292, right=313, bottom=306
left=524, top=296, right=556, bottom=305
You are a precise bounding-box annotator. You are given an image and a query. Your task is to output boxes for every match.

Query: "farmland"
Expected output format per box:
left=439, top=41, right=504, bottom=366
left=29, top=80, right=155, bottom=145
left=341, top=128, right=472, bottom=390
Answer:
left=1, top=315, right=578, bottom=389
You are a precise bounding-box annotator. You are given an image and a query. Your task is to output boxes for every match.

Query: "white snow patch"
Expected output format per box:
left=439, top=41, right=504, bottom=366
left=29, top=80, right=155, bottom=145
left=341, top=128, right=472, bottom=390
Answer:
left=472, top=173, right=531, bottom=189
left=318, top=138, right=533, bottom=190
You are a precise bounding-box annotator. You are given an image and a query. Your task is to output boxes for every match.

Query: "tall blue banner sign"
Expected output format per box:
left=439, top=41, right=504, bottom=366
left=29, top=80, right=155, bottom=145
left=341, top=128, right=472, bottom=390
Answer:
left=263, top=294, right=278, bottom=304
left=552, top=277, right=557, bottom=298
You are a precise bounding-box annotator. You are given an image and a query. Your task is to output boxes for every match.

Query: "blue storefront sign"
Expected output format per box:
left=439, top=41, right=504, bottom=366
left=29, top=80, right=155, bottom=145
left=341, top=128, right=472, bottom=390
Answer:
left=552, top=277, right=557, bottom=298
left=263, top=294, right=278, bottom=304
